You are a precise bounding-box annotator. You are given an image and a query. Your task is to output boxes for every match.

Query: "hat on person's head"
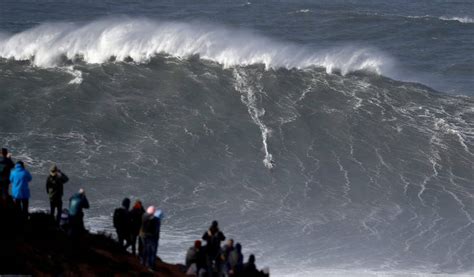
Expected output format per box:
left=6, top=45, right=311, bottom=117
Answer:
left=50, top=165, right=58, bottom=175
left=146, top=206, right=155, bottom=215
left=194, top=240, right=202, bottom=248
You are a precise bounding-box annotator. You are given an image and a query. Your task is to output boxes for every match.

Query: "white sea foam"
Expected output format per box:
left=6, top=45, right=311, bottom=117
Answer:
left=63, top=66, right=83, bottom=84
left=233, top=68, right=274, bottom=169
left=0, top=17, right=392, bottom=75
left=439, top=16, right=474, bottom=24
left=407, top=15, right=474, bottom=24
left=295, top=9, right=311, bottom=14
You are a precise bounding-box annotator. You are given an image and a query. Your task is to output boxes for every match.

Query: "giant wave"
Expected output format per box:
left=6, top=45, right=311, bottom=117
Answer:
left=0, top=17, right=393, bottom=75
left=0, top=16, right=473, bottom=277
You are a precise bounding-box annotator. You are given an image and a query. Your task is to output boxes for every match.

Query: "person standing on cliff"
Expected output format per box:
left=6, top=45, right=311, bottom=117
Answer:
left=0, top=148, right=14, bottom=202
left=69, top=188, right=89, bottom=236
left=202, top=220, right=226, bottom=275
left=186, top=240, right=207, bottom=276
left=113, top=197, right=131, bottom=249
left=139, top=206, right=160, bottom=270
left=10, top=161, right=32, bottom=218
left=129, top=200, right=145, bottom=256
left=0, top=148, right=14, bottom=209
left=220, top=239, right=234, bottom=276
left=46, top=165, right=69, bottom=224
left=228, top=243, right=244, bottom=276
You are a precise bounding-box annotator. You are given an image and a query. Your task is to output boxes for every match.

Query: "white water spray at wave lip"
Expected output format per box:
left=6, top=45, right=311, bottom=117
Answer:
left=0, top=17, right=392, bottom=75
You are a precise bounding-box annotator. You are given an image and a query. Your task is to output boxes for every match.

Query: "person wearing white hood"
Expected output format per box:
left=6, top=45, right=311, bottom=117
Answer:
left=139, top=205, right=161, bottom=270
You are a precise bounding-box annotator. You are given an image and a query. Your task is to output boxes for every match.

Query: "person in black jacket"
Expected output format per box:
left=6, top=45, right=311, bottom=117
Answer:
left=242, top=254, right=267, bottom=277
left=0, top=148, right=14, bottom=203
left=139, top=206, right=160, bottom=270
left=45, top=165, right=69, bottom=224
left=113, top=198, right=131, bottom=249
left=202, top=220, right=226, bottom=275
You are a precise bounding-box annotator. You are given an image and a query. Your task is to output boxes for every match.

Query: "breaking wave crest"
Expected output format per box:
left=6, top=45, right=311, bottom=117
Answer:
left=0, top=17, right=392, bottom=75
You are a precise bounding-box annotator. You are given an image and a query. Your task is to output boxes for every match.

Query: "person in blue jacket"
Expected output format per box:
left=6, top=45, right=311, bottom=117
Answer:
left=9, top=161, right=32, bottom=217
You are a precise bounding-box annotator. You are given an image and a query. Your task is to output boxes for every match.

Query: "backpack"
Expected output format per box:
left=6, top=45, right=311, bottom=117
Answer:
left=60, top=209, right=70, bottom=230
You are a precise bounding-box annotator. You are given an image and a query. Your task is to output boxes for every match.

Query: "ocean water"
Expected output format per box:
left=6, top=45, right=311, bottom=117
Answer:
left=0, top=1, right=473, bottom=276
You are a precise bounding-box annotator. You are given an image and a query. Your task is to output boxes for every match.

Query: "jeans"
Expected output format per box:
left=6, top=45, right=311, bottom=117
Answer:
left=141, top=237, right=158, bottom=269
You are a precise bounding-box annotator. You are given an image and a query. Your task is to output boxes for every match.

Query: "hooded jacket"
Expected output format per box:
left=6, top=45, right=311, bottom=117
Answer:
left=46, top=171, right=69, bottom=202
left=69, top=193, right=89, bottom=217
left=202, top=225, right=225, bottom=257
left=113, top=198, right=131, bottom=233
left=139, top=212, right=160, bottom=239
left=10, top=163, right=32, bottom=199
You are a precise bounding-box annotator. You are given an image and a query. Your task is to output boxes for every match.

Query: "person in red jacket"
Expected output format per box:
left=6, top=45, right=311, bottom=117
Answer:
left=129, top=200, right=145, bottom=255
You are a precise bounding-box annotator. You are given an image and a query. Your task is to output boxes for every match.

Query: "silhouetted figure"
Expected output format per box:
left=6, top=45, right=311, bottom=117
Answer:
left=139, top=206, right=160, bottom=270
left=242, top=254, right=267, bottom=277
left=129, top=200, right=145, bottom=255
left=202, top=220, right=225, bottom=276
left=46, top=165, right=69, bottom=224
left=68, top=188, right=89, bottom=237
left=186, top=240, right=207, bottom=275
left=220, top=239, right=234, bottom=276
left=113, top=197, right=131, bottom=249
left=0, top=148, right=14, bottom=203
left=228, top=243, right=243, bottom=277
left=10, top=161, right=32, bottom=218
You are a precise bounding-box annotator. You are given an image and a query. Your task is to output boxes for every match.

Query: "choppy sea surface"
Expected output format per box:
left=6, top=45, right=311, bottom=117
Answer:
left=0, top=1, right=473, bottom=276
